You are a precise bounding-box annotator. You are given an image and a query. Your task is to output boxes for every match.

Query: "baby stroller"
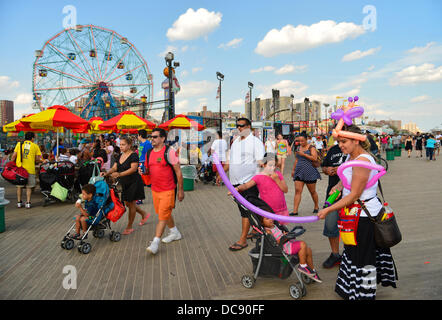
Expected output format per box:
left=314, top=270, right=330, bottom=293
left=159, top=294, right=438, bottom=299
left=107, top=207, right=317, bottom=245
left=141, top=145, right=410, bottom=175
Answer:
left=60, top=180, right=122, bottom=254
left=232, top=195, right=313, bottom=299
left=197, top=159, right=217, bottom=185
left=39, top=161, right=77, bottom=206
left=75, top=159, right=103, bottom=193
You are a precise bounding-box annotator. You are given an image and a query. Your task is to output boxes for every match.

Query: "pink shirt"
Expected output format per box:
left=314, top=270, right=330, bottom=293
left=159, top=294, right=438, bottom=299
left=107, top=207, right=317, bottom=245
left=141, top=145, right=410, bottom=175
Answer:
left=251, top=171, right=287, bottom=213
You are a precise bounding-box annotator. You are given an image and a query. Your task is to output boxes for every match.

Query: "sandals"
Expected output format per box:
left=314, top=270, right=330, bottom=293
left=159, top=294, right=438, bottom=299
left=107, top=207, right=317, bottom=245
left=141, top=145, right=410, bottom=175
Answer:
left=289, top=212, right=298, bottom=216
left=139, top=213, right=150, bottom=226
left=122, top=228, right=134, bottom=235
left=229, top=242, right=248, bottom=251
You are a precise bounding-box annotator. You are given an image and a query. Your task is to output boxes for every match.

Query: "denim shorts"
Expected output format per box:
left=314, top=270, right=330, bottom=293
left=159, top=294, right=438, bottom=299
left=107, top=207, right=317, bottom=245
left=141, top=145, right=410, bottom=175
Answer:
left=323, top=209, right=339, bottom=238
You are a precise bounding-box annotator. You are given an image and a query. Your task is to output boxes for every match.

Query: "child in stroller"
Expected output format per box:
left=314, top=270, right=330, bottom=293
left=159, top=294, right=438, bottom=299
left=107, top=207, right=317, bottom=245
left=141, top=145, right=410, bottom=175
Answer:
left=234, top=194, right=320, bottom=299
left=61, top=179, right=121, bottom=254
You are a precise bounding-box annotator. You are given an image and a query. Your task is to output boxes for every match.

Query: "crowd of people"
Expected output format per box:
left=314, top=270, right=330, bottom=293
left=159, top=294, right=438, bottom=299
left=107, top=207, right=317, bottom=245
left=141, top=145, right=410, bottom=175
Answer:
left=4, top=121, right=441, bottom=300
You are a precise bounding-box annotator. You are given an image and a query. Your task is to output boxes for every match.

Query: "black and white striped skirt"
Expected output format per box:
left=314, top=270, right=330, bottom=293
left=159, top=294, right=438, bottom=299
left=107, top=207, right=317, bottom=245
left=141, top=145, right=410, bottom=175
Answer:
left=335, top=217, right=398, bottom=300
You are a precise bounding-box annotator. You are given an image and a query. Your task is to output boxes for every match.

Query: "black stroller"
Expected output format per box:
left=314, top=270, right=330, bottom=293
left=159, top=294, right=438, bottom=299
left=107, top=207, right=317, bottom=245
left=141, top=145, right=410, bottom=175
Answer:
left=39, top=161, right=77, bottom=206
left=233, top=195, right=314, bottom=299
left=197, top=159, right=217, bottom=185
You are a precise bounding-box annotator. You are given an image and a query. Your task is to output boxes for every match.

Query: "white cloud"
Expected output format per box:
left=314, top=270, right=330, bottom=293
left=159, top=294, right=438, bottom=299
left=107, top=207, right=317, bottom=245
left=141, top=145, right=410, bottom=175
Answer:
left=342, top=47, right=381, bottom=62
left=167, top=8, right=222, bottom=41
left=175, top=99, right=189, bottom=112
left=218, top=38, right=243, bottom=49
left=14, top=93, right=33, bottom=105
left=274, top=64, right=308, bottom=75
left=257, top=80, right=308, bottom=99
left=229, top=99, right=245, bottom=107
left=178, top=80, right=217, bottom=98
left=192, top=67, right=203, bottom=74
left=408, top=42, right=436, bottom=55
left=410, top=95, right=431, bottom=103
left=0, top=75, right=20, bottom=92
left=389, top=63, right=442, bottom=86
left=255, top=20, right=366, bottom=57
left=250, top=66, right=275, bottom=74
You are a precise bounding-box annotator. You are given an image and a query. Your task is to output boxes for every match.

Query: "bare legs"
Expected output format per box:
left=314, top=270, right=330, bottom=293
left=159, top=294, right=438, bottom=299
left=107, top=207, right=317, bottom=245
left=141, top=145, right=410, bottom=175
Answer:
left=293, top=181, right=319, bottom=213
left=124, top=201, right=147, bottom=231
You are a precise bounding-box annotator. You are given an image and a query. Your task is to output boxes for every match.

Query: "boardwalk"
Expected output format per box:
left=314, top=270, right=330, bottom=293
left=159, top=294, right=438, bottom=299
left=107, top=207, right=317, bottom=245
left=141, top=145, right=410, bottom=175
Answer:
left=1, top=153, right=441, bottom=300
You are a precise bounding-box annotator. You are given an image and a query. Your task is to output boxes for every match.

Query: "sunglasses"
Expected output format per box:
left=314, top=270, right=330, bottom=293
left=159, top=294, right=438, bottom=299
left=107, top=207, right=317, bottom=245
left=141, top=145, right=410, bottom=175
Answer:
left=236, top=124, right=247, bottom=128
left=151, top=135, right=161, bottom=139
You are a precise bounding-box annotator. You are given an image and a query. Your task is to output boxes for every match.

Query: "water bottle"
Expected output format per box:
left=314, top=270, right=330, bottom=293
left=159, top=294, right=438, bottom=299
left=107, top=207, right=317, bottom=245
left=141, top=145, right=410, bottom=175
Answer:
left=381, top=203, right=394, bottom=221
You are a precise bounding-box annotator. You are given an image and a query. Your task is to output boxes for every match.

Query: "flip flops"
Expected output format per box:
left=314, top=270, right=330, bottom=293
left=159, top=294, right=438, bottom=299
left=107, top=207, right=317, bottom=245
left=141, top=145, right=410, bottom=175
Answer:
left=229, top=242, right=248, bottom=251
left=139, top=213, right=150, bottom=226
left=122, top=228, right=134, bottom=235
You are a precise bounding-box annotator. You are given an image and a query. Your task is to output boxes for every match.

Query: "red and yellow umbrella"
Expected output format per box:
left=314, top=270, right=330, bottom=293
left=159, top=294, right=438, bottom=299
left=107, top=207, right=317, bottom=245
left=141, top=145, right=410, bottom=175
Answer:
left=3, top=114, right=47, bottom=133
left=159, top=114, right=205, bottom=131
left=73, top=116, right=111, bottom=134
left=99, top=111, right=156, bottom=132
left=20, top=105, right=88, bottom=130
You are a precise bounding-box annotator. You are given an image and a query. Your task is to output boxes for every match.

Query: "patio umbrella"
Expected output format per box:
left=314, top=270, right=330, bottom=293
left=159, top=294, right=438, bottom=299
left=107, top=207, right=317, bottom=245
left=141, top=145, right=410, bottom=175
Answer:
left=158, top=114, right=205, bottom=131
left=20, top=105, right=88, bottom=156
left=98, top=111, right=156, bottom=132
left=2, top=114, right=47, bottom=133
left=73, top=116, right=112, bottom=134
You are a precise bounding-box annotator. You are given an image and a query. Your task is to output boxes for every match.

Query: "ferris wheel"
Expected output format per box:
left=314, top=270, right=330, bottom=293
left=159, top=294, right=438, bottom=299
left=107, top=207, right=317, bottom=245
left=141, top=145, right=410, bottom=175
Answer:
left=32, top=24, right=153, bottom=120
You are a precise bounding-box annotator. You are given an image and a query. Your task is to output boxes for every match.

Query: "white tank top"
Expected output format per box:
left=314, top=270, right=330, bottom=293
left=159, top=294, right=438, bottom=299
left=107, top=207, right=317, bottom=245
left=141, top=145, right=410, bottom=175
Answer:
left=342, top=154, right=383, bottom=217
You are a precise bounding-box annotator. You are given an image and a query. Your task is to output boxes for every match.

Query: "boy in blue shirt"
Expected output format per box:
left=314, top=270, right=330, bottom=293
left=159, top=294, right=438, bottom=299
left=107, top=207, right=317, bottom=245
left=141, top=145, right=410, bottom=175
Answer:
left=72, top=184, right=99, bottom=239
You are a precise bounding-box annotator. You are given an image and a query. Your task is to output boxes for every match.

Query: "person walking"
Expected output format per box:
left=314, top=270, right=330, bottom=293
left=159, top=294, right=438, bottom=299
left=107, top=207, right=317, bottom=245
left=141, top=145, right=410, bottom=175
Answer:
left=405, top=135, right=413, bottom=158
left=210, top=131, right=228, bottom=186
left=290, top=132, right=321, bottom=216
left=320, top=142, right=346, bottom=268
left=102, top=136, right=149, bottom=235
left=11, top=132, right=42, bottom=209
left=414, top=132, right=423, bottom=157
left=222, top=118, right=265, bottom=251
left=317, top=125, right=398, bottom=300
left=103, top=138, right=114, bottom=171
left=425, top=135, right=436, bottom=161
left=142, top=128, right=184, bottom=255
left=276, top=133, right=289, bottom=174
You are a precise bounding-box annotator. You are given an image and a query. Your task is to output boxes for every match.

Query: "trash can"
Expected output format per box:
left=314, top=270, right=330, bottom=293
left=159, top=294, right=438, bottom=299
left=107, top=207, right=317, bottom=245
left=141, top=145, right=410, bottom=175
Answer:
left=394, top=145, right=401, bottom=157
left=386, top=148, right=395, bottom=161
left=181, top=165, right=197, bottom=191
left=0, top=187, right=9, bottom=233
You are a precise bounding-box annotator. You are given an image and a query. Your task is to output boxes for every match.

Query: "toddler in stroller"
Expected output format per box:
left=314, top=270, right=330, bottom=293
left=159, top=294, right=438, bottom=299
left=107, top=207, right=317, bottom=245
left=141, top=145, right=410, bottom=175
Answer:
left=235, top=194, right=321, bottom=299
left=61, top=179, right=122, bottom=254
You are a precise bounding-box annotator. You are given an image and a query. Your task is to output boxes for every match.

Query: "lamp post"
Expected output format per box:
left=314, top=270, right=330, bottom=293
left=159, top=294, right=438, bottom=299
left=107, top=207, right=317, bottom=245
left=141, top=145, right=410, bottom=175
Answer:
left=165, top=52, right=176, bottom=120
left=290, top=94, right=294, bottom=124
left=304, top=97, right=310, bottom=133
left=216, top=71, right=224, bottom=133
left=323, top=103, right=330, bottom=134
left=248, top=82, right=253, bottom=120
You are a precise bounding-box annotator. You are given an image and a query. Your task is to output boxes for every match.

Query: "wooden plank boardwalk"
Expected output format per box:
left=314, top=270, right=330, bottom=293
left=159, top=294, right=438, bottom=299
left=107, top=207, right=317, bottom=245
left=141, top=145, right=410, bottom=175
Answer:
left=1, top=153, right=441, bottom=300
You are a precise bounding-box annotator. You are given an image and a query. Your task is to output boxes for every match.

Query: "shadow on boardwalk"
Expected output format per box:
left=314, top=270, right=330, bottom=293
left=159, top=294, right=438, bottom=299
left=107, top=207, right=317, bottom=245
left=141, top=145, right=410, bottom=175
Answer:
left=1, top=154, right=441, bottom=300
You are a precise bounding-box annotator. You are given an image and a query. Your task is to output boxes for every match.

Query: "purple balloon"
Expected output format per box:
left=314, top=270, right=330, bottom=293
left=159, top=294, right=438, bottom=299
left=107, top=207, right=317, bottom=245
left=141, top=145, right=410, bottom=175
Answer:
left=342, top=106, right=365, bottom=125
left=348, top=97, right=353, bottom=103
left=212, top=153, right=319, bottom=224
left=331, top=109, right=344, bottom=121
left=354, top=96, right=359, bottom=102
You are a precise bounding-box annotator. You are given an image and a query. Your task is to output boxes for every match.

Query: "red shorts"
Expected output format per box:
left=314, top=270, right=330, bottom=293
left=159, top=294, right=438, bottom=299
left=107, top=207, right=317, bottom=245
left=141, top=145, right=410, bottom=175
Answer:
left=212, top=161, right=225, bottom=173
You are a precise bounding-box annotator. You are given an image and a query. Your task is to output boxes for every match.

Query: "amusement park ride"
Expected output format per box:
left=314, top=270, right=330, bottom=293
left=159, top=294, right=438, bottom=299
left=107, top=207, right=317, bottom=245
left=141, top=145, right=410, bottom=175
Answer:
left=32, top=25, right=154, bottom=121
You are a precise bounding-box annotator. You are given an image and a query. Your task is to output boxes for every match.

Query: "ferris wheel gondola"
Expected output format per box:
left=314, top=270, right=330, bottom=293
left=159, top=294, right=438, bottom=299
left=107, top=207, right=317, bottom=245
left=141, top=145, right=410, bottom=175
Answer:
left=32, top=24, right=153, bottom=120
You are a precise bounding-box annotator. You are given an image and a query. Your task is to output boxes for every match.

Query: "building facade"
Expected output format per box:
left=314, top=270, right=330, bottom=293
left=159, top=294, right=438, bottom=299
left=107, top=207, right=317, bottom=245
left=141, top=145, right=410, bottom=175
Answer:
left=0, top=100, right=14, bottom=126
left=187, top=105, right=243, bottom=120
left=246, top=95, right=322, bottom=123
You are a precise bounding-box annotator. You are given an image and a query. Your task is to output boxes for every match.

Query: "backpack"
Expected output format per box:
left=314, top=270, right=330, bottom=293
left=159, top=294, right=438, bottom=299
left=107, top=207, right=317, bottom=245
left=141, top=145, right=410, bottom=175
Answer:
left=144, top=145, right=178, bottom=185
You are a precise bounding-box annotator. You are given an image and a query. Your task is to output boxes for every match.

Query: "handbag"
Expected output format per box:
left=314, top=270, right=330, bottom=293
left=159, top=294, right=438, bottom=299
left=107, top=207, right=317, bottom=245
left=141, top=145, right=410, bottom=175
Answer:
left=106, top=188, right=126, bottom=222
left=338, top=203, right=362, bottom=246
left=308, top=145, right=321, bottom=168
left=357, top=181, right=402, bottom=248
left=88, top=161, right=104, bottom=184
left=50, top=182, right=68, bottom=201
left=2, top=142, right=29, bottom=185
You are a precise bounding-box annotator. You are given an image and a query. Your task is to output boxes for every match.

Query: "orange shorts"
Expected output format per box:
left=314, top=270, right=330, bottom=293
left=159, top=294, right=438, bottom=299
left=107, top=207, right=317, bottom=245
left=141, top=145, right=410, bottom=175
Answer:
left=151, top=189, right=176, bottom=221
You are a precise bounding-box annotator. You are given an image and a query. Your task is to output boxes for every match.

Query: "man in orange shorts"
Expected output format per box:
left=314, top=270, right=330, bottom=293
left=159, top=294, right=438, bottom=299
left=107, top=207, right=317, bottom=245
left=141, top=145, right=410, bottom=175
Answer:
left=142, top=128, right=184, bottom=255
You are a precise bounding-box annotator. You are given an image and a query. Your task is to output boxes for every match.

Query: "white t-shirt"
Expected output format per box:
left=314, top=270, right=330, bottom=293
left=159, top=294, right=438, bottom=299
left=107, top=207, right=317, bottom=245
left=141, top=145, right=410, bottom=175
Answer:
left=69, top=155, right=78, bottom=165
left=229, top=134, right=265, bottom=185
left=211, top=138, right=228, bottom=162
left=265, top=140, right=276, bottom=153
left=342, top=154, right=382, bottom=217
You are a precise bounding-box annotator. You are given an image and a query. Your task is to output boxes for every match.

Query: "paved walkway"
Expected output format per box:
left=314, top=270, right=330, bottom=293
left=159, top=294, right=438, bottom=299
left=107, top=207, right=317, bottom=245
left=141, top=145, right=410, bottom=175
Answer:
left=1, top=151, right=441, bottom=300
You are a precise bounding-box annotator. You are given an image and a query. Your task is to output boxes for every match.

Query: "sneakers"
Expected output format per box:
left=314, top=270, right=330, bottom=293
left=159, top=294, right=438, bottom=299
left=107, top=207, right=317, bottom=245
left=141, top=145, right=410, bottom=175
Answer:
left=146, top=240, right=159, bottom=255
left=161, top=229, right=182, bottom=243
left=322, top=253, right=341, bottom=269
left=17, top=201, right=23, bottom=208
left=297, top=265, right=322, bottom=283
left=25, top=202, right=31, bottom=209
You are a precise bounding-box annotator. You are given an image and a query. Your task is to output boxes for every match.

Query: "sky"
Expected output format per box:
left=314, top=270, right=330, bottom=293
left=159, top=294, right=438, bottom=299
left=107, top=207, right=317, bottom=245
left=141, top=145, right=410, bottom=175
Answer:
left=0, top=0, right=441, bottom=131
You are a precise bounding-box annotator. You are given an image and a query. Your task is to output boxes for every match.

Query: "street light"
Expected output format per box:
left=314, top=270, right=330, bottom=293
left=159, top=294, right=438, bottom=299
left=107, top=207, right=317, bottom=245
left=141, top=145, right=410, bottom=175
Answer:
left=290, top=94, right=294, bottom=124
left=304, top=97, right=310, bottom=133
left=248, top=82, right=253, bottom=120
left=165, top=52, right=175, bottom=120
left=216, top=71, right=224, bottom=133
left=323, top=103, right=330, bottom=134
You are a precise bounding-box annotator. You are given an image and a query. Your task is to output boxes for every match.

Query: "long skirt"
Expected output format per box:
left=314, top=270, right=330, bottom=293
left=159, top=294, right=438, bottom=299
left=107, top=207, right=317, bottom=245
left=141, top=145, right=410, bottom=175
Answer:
left=335, top=217, right=398, bottom=300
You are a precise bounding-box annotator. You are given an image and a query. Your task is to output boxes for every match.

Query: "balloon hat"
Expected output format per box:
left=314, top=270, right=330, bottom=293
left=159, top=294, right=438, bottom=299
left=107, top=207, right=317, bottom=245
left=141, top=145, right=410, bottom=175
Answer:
left=331, top=96, right=366, bottom=141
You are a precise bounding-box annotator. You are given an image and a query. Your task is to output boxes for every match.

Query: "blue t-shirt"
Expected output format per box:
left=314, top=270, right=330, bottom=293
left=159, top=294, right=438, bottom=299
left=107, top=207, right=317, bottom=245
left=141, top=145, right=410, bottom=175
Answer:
left=426, top=138, right=436, bottom=148
left=53, top=145, right=65, bottom=155
left=85, top=199, right=100, bottom=217
left=138, top=140, right=152, bottom=163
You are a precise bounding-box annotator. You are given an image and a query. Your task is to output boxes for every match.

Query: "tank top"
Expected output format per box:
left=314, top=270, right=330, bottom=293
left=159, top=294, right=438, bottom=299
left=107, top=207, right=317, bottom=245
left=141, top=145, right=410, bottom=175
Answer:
left=342, top=154, right=382, bottom=217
